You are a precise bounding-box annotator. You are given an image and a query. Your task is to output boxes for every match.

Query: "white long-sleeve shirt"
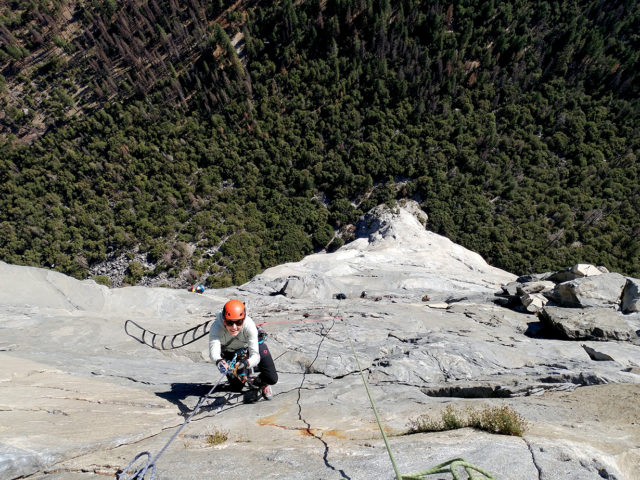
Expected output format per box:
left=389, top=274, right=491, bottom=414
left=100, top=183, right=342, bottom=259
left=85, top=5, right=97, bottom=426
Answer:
left=208, top=312, right=260, bottom=368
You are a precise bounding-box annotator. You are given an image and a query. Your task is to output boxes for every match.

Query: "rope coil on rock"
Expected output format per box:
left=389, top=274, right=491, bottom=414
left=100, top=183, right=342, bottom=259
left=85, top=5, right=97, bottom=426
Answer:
left=401, top=458, right=495, bottom=479
left=118, top=354, right=238, bottom=480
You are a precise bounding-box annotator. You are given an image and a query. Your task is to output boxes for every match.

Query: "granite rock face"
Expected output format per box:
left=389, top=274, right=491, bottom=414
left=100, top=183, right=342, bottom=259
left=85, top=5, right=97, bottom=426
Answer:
left=539, top=306, right=639, bottom=341
left=622, top=278, right=640, bottom=313
left=243, top=200, right=516, bottom=302
left=1, top=202, right=639, bottom=480
left=497, top=265, right=640, bottom=318
left=549, top=273, right=627, bottom=308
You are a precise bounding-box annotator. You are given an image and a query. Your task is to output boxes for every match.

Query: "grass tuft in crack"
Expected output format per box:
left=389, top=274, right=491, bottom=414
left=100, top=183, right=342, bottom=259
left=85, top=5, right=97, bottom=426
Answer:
left=205, top=427, right=229, bottom=446
left=407, top=404, right=527, bottom=437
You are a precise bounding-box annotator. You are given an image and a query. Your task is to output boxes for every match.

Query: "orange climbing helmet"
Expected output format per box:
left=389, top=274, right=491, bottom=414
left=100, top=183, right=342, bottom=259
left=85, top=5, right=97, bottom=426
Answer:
left=223, top=299, right=246, bottom=322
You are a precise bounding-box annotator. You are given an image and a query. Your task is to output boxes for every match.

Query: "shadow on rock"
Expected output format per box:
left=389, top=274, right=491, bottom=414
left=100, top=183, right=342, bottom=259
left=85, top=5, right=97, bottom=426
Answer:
left=156, top=382, right=244, bottom=416
left=524, top=321, right=567, bottom=340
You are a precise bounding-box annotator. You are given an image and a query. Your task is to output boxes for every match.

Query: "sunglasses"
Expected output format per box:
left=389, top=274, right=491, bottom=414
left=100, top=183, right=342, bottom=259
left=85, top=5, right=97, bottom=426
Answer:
left=224, top=319, right=244, bottom=327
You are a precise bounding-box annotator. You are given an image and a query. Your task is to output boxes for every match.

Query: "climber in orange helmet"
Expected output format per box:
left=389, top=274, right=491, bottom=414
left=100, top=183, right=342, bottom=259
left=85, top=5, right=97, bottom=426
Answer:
left=209, top=299, right=278, bottom=400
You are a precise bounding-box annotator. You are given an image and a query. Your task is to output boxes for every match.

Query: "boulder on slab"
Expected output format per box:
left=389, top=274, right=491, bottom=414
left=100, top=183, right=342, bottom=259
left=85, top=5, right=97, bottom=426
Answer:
left=516, top=281, right=555, bottom=295
left=570, top=264, right=604, bottom=277
left=539, top=306, right=638, bottom=341
left=548, top=269, right=582, bottom=283
left=549, top=273, right=627, bottom=308
left=621, top=278, right=640, bottom=313
left=547, top=264, right=604, bottom=283
left=521, top=293, right=548, bottom=312
left=501, top=281, right=520, bottom=296
left=279, top=276, right=305, bottom=297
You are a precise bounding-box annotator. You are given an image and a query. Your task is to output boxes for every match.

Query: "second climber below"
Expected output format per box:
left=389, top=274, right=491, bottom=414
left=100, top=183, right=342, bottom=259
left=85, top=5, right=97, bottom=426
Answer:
left=209, top=299, right=278, bottom=400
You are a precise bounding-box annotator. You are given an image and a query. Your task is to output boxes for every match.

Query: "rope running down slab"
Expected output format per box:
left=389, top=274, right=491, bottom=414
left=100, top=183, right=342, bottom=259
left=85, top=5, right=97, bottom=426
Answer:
left=117, top=354, right=238, bottom=480
left=337, top=298, right=495, bottom=480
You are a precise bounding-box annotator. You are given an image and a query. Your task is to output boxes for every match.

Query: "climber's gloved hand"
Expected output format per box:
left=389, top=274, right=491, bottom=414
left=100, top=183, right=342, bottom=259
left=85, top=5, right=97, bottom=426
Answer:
left=217, top=360, right=228, bottom=374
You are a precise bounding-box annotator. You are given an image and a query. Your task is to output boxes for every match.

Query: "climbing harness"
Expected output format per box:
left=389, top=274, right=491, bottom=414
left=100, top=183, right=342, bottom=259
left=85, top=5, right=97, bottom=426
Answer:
left=335, top=296, right=495, bottom=480
left=118, top=354, right=239, bottom=480
left=226, top=346, right=252, bottom=384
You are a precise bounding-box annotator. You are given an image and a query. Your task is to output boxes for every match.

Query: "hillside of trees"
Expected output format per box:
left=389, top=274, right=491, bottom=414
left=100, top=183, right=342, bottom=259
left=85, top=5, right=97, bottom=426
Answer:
left=1, top=0, right=638, bottom=287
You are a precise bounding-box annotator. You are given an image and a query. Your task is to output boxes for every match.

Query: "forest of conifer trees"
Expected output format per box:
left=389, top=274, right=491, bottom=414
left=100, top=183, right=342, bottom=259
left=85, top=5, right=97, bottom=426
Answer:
left=1, top=0, right=638, bottom=286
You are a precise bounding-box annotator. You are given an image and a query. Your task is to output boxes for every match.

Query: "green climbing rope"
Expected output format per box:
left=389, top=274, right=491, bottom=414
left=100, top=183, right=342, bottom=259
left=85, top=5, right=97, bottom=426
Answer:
left=346, top=333, right=403, bottom=480
left=338, top=301, right=497, bottom=480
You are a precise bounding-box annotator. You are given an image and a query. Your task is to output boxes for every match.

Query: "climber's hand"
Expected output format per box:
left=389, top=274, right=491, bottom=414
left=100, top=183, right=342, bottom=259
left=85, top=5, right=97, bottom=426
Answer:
left=217, top=360, right=228, bottom=374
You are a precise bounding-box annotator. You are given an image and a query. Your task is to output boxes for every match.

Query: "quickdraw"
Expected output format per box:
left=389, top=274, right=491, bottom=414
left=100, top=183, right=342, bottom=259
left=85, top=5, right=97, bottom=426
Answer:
left=228, top=347, right=251, bottom=384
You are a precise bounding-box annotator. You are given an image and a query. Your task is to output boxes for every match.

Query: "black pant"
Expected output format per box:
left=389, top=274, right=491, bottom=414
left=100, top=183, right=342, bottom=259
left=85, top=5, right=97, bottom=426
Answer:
left=222, top=342, right=278, bottom=388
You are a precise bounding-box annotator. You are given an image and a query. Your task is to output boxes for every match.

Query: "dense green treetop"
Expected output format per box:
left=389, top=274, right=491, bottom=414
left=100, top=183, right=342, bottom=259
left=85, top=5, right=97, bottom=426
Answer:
left=1, top=0, right=638, bottom=285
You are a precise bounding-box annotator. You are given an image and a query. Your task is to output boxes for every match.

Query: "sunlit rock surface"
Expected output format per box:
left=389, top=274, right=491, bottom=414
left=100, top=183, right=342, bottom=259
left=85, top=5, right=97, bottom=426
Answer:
left=1, top=202, right=639, bottom=480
